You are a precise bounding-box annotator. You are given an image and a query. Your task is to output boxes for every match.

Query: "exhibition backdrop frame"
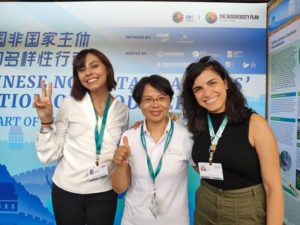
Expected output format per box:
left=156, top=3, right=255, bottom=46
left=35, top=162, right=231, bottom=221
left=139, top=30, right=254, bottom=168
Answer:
left=267, top=0, right=300, bottom=224
left=0, top=2, right=267, bottom=225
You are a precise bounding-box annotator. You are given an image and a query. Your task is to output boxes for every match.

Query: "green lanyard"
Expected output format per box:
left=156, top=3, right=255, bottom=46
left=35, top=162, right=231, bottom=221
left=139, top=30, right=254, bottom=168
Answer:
left=94, top=95, right=110, bottom=165
left=207, top=113, right=228, bottom=165
left=140, top=120, right=174, bottom=183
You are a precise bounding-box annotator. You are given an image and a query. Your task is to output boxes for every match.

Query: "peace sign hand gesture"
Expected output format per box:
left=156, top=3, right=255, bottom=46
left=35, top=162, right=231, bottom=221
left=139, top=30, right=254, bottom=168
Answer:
left=33, top=80, right=53, bottom=125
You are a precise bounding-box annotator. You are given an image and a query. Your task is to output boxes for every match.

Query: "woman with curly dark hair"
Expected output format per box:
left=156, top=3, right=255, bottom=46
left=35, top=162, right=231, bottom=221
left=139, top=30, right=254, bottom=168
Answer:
left=181, top=56, right=283, bottom=225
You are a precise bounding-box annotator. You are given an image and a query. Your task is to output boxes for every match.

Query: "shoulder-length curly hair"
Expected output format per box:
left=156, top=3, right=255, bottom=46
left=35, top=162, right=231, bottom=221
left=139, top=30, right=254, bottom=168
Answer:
left=181, top=56, right=251, bottom=137
left=70, top=48, right=116, bottom=100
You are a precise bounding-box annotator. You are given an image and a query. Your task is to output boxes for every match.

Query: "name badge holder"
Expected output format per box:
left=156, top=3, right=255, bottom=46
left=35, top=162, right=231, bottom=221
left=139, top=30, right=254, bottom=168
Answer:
left=88, top=95, right=110, bottom=182
left=149, top=183, right=159, bottom=218
left=198, top=162, right=224, bottom=180
left=140, top=120, right=174, bottom=218
left=199, top=114, right=228, bottom=180
left=88, top=163, right=109, bottom=181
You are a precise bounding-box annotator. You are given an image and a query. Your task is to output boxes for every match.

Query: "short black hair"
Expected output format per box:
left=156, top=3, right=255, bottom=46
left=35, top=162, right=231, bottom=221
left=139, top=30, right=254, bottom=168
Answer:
left=132, top=74, right=174, bottom=105
left=71, top=48, right=116, bottom=100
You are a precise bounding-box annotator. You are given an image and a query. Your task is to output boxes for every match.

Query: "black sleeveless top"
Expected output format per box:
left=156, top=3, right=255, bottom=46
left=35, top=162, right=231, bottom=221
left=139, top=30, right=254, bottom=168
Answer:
left=192, top=111, right=262, bottom=190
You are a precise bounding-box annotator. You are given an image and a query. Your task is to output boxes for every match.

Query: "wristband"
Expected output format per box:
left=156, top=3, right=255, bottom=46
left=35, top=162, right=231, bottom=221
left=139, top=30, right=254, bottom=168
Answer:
left=41, top=119, right=53, bottom=125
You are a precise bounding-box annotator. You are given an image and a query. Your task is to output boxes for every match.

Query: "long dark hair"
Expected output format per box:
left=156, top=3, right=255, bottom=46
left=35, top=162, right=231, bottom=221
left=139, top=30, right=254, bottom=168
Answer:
left=71, top=48, right=116, bottom=100
left=181, top=56, right=252, bottom=137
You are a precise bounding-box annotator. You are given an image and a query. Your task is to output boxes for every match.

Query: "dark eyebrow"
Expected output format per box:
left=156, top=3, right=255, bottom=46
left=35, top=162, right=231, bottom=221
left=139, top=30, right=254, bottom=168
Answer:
left=88, top=60, right=100, bottom=65
left=192, top=86, right=201, bottom=92
left=142, top=94, right=167, bottom=98
left=192, top=78, right=218, bottom=91
left=207, top=78, right=217, bottom=83
left=79, top=60, right=99, bottom=69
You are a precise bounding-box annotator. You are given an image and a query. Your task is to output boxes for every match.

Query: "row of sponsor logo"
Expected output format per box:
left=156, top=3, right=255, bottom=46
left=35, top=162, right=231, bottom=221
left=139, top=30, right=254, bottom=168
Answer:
left=125, top=32, right=191, bottom=43
left=172, top=11, right=260, bottom=24
left=124, top=50, right=256, bottom=69
left=154, top=61, right=256, bottom=69
left=124, top=50, right=244, bottom=59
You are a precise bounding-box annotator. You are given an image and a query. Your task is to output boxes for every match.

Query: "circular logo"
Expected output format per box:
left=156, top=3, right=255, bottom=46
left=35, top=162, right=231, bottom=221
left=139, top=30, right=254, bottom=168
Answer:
left=205, top=11, right=217, bottom=24
left=192, top=50, right=200, bottom=58
left=173, top=12, right=184, bottom=23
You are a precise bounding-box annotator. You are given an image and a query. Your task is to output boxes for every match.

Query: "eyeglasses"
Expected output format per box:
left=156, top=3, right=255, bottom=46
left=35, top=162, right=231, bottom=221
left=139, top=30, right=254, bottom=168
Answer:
left=141, top=95, right=169, bottom=106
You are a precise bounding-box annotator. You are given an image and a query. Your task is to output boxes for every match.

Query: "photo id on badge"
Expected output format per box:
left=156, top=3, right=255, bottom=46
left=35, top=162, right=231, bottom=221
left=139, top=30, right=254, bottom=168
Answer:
left=88, top=163, right=108, bottom=181
left=149, top=193, right=159, bottom=218
left=198, top=162, right=224, bottom=180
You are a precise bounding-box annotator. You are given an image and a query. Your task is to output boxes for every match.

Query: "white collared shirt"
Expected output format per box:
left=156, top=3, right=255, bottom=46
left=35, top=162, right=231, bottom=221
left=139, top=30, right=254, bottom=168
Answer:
left=35, top=94, right=129, bottom=194
left=120, top=119, right=195, bottom=225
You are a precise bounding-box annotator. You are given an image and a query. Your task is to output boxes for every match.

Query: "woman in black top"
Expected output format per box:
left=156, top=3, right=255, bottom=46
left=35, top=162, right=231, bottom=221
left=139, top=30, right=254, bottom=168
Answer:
left=181, top=56, right=283, bottom=225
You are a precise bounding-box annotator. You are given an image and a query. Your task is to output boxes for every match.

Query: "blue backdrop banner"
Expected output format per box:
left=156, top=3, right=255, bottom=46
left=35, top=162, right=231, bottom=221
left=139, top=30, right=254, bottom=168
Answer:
left=0, top=2, right=266, bottom=225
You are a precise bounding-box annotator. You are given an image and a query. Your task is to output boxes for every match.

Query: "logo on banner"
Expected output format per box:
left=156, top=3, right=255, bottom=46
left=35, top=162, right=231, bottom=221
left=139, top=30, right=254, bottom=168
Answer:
left=192, top=50, right=200, bottom=58
left=185, top=15, right=194, bottom=22
left=173, top=12, right=184, bottom=23
left=219, top=14, right=259, bottom=21
left=205, top=11, right=218, bottom=24
left=156, top=33, right=171, bottom=42
left=156, top=51, right=184, bottom=58
left=242, top=62, right=250, bottom=68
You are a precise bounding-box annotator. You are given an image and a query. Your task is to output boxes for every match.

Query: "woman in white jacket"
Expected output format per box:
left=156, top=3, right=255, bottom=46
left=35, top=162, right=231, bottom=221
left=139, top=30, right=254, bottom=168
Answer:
left=34, top=48, right=129, bottom=225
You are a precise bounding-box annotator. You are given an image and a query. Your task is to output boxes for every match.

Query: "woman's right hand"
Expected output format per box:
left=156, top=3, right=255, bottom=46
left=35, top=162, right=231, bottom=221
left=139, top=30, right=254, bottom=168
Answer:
left=113, top=136, right=131, bottom=167
left=33, top=80, right=53, bottom=124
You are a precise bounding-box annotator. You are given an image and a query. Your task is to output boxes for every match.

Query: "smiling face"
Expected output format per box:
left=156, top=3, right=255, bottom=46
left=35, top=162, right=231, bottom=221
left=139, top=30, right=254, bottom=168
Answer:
left=140, top=84, right=170, bottom=124
left=192, top=68, right=228, bottom=113
left=78, top=53, right=108, bottom=93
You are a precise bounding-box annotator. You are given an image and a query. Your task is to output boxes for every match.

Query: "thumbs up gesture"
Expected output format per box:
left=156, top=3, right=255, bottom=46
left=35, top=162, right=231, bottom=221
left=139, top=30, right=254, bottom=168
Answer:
left=113, top=136, right=131, bottom=167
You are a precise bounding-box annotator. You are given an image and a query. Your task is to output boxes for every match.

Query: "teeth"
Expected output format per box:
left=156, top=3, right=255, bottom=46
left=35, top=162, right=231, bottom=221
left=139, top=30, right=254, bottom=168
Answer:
left=87, top=78, right=98, bottom=83
left=205, top=96, right=217, bottom=104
